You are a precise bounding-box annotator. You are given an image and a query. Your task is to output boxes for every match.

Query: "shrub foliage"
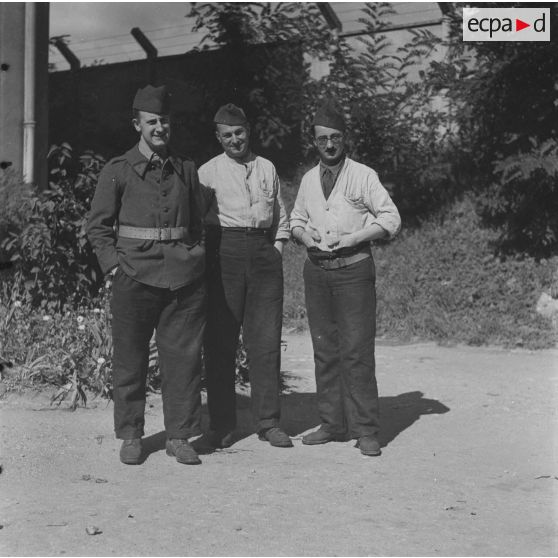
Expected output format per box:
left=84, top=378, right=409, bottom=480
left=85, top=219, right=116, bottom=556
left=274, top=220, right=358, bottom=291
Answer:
left=1, top=144, right=104, bottom=310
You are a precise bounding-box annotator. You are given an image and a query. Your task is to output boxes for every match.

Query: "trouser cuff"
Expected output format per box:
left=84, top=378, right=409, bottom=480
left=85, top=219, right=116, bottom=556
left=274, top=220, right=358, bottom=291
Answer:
left=166, top=427, right=203, bottom=440
left=257, top=418, right=280, bottom=433
left=115, top=428, right=145, bottom=440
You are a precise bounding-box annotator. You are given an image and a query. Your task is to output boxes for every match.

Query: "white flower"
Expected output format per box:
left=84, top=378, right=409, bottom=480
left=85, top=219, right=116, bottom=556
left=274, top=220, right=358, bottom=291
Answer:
left=77, top=315, right=85, bottom=324
left=42, top=315, right=51, bottom=321
left=78, top=324, right=85, bottom=331
left=13, top=301, right=22, bottom=308
left=97, top=357, right=106, bottom=365
left=93, top=308, right=101, bottom=314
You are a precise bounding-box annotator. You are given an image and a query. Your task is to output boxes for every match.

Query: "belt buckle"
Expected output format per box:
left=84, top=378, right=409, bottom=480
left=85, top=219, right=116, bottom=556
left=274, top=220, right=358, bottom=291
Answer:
left=158, top=227, right=171, bottom=241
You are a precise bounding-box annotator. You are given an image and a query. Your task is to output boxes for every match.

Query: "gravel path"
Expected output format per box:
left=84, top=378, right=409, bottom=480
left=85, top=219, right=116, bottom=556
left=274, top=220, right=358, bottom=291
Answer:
left=1, top=334, right=557, bottom=556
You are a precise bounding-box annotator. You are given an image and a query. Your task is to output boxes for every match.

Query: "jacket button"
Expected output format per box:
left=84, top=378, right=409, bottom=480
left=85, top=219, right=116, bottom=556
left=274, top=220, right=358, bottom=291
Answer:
left=164, top=222, right=169, bottom=227
left=163, top=207, right=169, bottom=213
left=162, top=191, right=168, bottom=197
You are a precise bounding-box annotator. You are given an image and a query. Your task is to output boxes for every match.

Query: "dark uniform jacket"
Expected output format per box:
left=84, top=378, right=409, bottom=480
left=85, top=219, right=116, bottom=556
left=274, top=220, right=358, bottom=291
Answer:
left=86, top=145, right=207, bottom=290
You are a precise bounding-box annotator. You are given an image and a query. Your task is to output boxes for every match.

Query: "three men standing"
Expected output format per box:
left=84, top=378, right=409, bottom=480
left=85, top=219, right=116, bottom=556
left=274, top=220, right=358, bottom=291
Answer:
left=88, top=87, right=399, bottom=463
left=291, top=101, right=401, bottom=456
left=198, top=104, right=293, bottom=449
left=87, top=85, right=207, bottom=465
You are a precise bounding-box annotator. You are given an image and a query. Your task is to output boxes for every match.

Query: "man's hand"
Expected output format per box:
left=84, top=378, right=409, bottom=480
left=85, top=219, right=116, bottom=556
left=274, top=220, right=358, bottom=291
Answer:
left=293, top=226, right=321, bottom=249
left=328, top=233, right=358, bottom=250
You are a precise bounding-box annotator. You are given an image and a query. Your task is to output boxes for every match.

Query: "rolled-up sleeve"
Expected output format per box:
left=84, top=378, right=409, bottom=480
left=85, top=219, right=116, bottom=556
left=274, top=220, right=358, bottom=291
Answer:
left=86, top=164, right=120, bottom=274
left=289, top=177, right=309, bottom=232
left=363, top=171, right=401, bottom=239
left=273, top=175, right=290, bottom=241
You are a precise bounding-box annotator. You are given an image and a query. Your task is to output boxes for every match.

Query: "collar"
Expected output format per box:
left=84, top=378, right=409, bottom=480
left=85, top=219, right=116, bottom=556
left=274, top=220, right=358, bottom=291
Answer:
left=223, top=150, right=257, bottom=166
left=125, top=142, right=183, bottom=178
left=319, top=155, right=346, bottom=177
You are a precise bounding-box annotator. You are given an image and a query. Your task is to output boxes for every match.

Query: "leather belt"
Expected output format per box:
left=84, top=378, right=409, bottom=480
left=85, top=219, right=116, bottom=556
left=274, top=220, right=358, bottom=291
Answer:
left=307, top=245, right=371, bottom=270
left=206, top=225, right=270, bottom=235
left=118, top=225, right=188, bottom=241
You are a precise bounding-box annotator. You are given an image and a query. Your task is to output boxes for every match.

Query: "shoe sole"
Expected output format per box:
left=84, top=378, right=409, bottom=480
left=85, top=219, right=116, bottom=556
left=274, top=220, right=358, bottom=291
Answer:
left=302, top=436, right=345, bottom=445
left=120, top=457, right=142, bottom=465
left=360, top=449, right=382, bottom=456
left=355, top=440, right=382, bottom=456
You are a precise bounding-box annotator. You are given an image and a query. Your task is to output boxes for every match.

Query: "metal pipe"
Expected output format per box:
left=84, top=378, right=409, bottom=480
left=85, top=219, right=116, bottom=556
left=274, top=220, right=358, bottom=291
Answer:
left=23, top=2, right=36, bottom=183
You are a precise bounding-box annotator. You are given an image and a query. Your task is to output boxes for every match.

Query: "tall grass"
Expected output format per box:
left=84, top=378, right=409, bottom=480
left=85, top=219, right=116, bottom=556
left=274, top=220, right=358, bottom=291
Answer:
left=282, top=196, right=557, bottom=349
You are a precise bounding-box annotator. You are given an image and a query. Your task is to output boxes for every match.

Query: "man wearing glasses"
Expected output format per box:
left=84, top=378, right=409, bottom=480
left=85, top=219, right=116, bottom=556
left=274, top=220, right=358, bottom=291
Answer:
left=290, top=100, right=401, bottom=457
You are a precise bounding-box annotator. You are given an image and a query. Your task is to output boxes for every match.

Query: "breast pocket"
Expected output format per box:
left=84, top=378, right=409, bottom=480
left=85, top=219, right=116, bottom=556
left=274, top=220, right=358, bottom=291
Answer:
left=343, top=193, right=367, bottom=211
left=257, top=177, right=276, bottom=199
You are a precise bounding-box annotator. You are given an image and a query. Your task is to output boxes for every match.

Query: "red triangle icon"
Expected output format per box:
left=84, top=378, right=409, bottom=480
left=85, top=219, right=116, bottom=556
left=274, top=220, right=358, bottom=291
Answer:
left=516, top=19, right=530, bottom=31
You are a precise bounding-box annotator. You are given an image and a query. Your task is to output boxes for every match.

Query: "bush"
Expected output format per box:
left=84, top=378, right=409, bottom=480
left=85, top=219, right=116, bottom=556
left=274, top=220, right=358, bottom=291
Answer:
left=0, top=285, right=113, bottom=405
left=1, top=144, right=105, bottom=311
left=478, top=138, right=558, bottom=255
left=0, top=170, right=32, bottom=239
left=374, top=197, right=557, bottom=348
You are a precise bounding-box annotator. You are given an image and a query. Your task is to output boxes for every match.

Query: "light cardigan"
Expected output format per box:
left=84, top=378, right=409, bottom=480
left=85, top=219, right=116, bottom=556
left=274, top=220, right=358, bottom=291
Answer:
left=290, top=157, right=401, bottom=251
left=198, top=152, right=290, bottom=241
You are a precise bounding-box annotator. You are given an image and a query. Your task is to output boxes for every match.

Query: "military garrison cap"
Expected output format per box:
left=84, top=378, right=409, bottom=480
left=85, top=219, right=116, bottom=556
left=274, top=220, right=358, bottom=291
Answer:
left=133, top=85, right=170, bottom=115
left=214, top=103, right=248, bottom=126
left=312, top=99, right=346, bottom=132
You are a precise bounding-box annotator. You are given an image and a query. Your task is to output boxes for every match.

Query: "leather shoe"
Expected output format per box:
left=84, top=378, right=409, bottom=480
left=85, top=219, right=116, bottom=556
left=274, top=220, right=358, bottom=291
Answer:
left=302, top=427, right=345, bottom=445
left=120, top=438, right=142, bottom=465
left=166, top=438, right=201, bottom=465
left=356, top=435, right=381, bottom=456
left=193, top=430, right=235, bottom=452
left=258, top=427, right=293, bottom=448
left=211, top=430, right=235, bottom=449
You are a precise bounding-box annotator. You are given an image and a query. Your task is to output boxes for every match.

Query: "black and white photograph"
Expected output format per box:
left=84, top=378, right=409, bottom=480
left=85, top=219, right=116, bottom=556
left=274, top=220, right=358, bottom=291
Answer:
left=0, top=1, right=557, bottom=555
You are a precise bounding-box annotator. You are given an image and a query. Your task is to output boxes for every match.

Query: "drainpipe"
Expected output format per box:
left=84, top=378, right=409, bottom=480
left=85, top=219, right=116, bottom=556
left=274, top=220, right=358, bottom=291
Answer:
left=23, top=2, right=36, bottom=184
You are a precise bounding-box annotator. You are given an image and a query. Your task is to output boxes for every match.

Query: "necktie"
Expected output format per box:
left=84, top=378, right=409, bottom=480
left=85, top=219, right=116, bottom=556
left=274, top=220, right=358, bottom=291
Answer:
left=322, top=168, right=335, bottom=200
left=151, top=154, right=162, bottom=169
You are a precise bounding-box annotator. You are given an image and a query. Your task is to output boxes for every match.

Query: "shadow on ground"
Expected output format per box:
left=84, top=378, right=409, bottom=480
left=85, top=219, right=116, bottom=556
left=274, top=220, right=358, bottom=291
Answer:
left=280, top=390, right=450, bottom=447
left=142, top=387, right=449, bottom=460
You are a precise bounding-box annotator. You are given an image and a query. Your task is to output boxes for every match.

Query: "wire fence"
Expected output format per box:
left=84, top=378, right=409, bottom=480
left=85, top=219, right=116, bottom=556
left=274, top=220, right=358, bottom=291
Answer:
left=49, top=3, right=443, bottom=71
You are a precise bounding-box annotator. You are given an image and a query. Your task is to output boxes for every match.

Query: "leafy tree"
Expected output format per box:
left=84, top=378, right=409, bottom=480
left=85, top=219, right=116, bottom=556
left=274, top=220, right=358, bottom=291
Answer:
left=189, top=2, right=456, bottom=220
left=426, top=2, right=558, bottom=255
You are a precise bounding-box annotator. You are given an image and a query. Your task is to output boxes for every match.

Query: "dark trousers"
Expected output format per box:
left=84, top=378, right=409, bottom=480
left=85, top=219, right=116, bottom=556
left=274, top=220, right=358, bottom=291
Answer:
left=303, top=256, right=379, bottom=438
left=204, top=229, right=283, bottom=433
left=111, top=270, right=206, bottom=440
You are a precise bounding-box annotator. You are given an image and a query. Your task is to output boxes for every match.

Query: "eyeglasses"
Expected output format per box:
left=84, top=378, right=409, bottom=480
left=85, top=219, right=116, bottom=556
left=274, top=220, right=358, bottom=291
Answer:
left=315, top=133, right=344, bottom=148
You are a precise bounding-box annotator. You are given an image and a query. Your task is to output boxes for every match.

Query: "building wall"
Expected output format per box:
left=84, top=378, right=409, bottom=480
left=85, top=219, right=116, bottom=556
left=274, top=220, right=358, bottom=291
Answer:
left=49, top=42, right=304, bottom=174
left=0, top=2, right=49, bottom=186
left=0, top=3, right=25, bottom=175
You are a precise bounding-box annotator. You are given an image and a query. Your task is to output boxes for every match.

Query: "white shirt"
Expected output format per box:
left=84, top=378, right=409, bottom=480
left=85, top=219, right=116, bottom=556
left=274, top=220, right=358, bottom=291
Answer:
left=290, top=157, right=401, bottom=251
left=198, top=152, right=290, bottom=241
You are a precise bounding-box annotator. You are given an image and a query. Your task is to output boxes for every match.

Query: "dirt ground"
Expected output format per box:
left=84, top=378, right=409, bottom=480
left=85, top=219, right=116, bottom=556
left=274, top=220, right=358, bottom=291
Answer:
left=1, top=333, right=557, bottom=556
